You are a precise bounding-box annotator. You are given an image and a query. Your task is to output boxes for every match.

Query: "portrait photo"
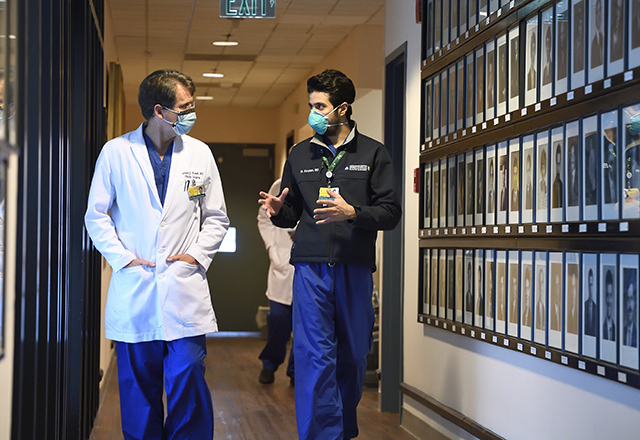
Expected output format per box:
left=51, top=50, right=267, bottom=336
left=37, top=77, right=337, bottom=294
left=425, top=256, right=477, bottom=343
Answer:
left=464, top=251, right=475, bottom=319
left=424, top=80, right=432, bottom=143
left=423, top=164, right=431, bottom=229
left=442, top=0, right=450, bottom=47
left=476, top=48, right=485, bottom=123
left=432, top=165, right=440, bottom=227
left=497, top=35, right=507, bottom=114
left=540, top=9, right=553, bottom=101
left=475, top=249, right=485, bottom=327
left=431, top=250, right=439, bottom=312
left=509, top=27, right=520, bottom=110
left=486, top=146, right=496, bottom=225
left=440, top=159, right=447, bottom=225
left=476, top=152, right=485, bottom=224
left=456, top=250, right=464, bottom=321
left=523, top=136, right=534, bottom=223
left=549, top=253, right=563, bottom=348
left=582, top=253, right=599, bottom=357
left=508, top=256, right=520, bottom=336
left=486, top=41, right=495, bottom=120
left=439, top=250, right=447, bottom=318
left=608, top=0, right=624, bottom=74
left=496, top=256, right=507, bottom=333
left=602, top=111, right=619, bottom=220
left=583, top=116, right=599, bottom=220
left=630, top=0, right=640, bottom=67
left=441, top=71, right=448, bottom=136
left=534, top=252, right=548, bottom=344
left=485, top=251, right=495, bottom=330
left=447, top=250, right=455, bottom=320
left=457, top=61, right=465, bottom=130
left=458, top=155, right=465, bottom=226
left=565, top=254, right=580, bottom=353
left=448, top=65, right=456, bottom=134
left=510, top=144, right=521, bottom=216
left=566, top=128, right=580, bottom=214
left=497, top=143, right=508, bottom=224
left=466, top=155, right=475, bottom=223
left=600, top=256, right=618, bottom=363
left=525, top=18, right=539, bottom=106
left=589, top=0, right=605, bottom=74
left=555, top=2, right=569, bottom=93
left=572, top=0, right=586, bottom=88
left=621, top=255, right=640, bottom=369
left=433, top=75, right=440, bottom=140
left=466, top=54, right=475, bottom=127
left=448, top=159, right=457, bottom=225
left=551, top=138, right=564, bottom=210
left=537, top=133, right=549, bottom=222
left=521, top=253, right=534, bottom=341
left=422, top=249, right=430, bottom=314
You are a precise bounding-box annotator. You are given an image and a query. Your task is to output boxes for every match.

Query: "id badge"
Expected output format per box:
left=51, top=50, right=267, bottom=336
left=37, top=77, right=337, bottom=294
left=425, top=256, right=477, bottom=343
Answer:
left=188, top=184, right=205, bottom=200
left=318, top=186, right=339, bottom=201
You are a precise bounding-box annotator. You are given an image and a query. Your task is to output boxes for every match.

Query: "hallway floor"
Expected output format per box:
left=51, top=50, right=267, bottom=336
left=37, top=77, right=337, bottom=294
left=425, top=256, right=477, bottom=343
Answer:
left=89, top=335, right=416, bottom=440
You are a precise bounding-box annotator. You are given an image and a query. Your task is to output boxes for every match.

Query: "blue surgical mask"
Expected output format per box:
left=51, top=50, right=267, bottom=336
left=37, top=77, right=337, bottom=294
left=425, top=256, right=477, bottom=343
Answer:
left=162, top=107, right=197, bottom=136
left=308, top=104, right=346, bottom=135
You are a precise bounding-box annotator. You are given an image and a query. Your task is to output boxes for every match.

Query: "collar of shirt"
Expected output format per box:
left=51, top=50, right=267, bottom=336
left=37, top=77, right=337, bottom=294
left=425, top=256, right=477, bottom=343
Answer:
left=143, top=131, right=174, bottom=206
left=311, top=121, right=357, bottom=155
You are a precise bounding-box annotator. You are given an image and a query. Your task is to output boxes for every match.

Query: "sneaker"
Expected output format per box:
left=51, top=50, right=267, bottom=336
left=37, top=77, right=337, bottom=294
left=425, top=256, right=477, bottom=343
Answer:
left=259, top=368, right=275, bottom=384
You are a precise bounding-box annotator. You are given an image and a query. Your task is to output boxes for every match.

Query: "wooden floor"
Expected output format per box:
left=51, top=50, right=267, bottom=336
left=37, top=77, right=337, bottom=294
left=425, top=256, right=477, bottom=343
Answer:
left=89, top=335, right=417, bottom=440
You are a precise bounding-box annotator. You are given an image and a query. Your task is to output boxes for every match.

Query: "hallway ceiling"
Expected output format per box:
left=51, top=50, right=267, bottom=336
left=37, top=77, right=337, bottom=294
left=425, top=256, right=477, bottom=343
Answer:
left=108, top=0, right=384, bottom=108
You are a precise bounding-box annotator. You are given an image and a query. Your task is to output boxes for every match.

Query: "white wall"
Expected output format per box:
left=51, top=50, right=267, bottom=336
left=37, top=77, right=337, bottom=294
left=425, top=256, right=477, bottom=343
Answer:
left=384, top=1, right=640, bottom=439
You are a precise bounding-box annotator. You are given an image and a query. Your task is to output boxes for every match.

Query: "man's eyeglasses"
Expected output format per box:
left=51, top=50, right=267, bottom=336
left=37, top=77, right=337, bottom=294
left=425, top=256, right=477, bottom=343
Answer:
left=162, top=102, right=196, bottom=116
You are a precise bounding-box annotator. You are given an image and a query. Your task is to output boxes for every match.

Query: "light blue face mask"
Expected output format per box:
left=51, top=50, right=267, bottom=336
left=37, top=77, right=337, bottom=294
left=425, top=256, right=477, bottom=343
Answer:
left=308, top=104, right=347, bottom=135
left=162, top=106, right=197, bottom=136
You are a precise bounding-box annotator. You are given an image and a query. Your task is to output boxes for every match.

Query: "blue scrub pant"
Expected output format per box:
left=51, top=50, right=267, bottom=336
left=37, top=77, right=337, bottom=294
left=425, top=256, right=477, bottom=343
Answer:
left=116, top=335, right=213, bottom=440
left=259, top=300, right=295, bottom=377
left=292, top=263, right=375, bottom=440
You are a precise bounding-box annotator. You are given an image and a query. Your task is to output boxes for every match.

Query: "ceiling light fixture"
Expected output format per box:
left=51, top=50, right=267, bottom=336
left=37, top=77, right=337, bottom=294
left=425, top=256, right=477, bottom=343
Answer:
left=196, top=96, right=214, bottom=100
left=213, top=41, right=238, bottom=47
left=202, top=72, right=224, bottom=78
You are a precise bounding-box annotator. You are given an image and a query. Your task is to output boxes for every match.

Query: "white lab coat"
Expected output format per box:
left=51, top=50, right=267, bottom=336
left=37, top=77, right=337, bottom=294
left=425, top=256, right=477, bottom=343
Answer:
left=85, top=123, right=229, bottom=343
left=257, top=179, right=295, bottom=305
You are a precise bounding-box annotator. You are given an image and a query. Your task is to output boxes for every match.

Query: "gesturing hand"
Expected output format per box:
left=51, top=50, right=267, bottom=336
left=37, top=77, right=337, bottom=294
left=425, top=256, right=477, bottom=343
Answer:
left=258, top=187, right=289, bottom=218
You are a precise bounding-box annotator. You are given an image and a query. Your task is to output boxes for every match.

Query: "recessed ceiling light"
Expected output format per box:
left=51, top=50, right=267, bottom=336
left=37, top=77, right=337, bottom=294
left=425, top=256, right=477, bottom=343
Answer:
left=202, top=72, right=224, bottom=78
left=213, top=41, right=238, bottom=47
left=196, top=96, right=214, bottom=100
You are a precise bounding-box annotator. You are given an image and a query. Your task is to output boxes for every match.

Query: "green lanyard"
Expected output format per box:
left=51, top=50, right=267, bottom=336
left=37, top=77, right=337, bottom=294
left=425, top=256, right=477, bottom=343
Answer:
left=321, top=150, right=346, bottom=185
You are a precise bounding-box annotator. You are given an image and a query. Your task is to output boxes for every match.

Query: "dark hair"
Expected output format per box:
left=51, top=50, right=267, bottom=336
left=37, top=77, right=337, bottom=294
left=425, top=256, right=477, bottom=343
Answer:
left=138, top=69, right=196, bottom=120
left=307, top=69, right=356, bottom=119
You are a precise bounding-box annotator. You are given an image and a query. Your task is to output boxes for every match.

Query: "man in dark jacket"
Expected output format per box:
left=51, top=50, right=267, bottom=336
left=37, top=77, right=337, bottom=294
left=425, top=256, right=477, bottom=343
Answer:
left=258, top=69, right=401, bottom=440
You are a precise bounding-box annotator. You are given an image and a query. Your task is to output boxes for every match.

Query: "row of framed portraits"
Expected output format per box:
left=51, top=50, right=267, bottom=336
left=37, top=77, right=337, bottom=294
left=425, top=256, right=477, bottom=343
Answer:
left=420, top=104, right=640, bottom=229
left=422, top=0, right=640, bottom=142
left=419, top=248, right=640, bottom=369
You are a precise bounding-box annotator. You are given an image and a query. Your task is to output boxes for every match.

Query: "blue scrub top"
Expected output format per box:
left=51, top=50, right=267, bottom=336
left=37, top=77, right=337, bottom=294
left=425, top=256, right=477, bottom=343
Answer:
left=144, top=132, right=174, bottom=206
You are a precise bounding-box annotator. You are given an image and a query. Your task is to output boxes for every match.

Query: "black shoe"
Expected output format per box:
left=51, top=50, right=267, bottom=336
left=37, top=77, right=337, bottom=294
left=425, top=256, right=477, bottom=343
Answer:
left=259, top=368, right=275, bottom=384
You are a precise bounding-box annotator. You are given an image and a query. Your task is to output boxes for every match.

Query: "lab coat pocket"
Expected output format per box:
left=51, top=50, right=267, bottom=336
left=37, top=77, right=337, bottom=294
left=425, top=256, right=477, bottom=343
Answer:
left=108, top=265, right=159, bottom=332
left=165, top=261, right=212, bottom=326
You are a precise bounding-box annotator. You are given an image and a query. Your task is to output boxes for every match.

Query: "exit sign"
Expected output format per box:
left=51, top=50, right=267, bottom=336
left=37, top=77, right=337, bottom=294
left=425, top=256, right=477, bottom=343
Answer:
left=220, top=0, right=276, bottom=18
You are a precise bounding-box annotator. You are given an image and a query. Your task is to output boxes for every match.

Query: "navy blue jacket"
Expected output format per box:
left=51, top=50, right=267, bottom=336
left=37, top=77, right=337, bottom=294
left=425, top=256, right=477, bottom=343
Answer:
left=271, top=124, right=402, bottom=270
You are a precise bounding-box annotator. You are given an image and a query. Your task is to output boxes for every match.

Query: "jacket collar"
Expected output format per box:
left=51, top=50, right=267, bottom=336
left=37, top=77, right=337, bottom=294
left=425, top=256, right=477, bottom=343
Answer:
left=310, top=121, right=357, bottom=152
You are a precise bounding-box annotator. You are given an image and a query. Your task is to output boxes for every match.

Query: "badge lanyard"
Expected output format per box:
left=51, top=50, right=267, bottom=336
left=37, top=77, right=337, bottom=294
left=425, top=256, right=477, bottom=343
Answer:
left=321, top=150, right=346, bottom=187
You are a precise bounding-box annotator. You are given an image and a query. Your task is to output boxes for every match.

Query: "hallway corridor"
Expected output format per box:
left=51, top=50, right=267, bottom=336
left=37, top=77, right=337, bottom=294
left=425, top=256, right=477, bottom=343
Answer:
left=89, top=336, right=416, bottom=440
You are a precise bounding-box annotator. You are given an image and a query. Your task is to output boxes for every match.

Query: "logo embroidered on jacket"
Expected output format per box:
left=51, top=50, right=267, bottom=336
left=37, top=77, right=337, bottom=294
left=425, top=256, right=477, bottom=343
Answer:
left=345, top=165, right=370, bottom=171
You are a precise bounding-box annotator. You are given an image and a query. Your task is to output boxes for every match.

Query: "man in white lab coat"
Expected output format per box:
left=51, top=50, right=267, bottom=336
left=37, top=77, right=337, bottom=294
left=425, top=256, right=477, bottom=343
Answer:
left=85, top=69, right=229, bottom=439
left=257, top=178, right=295, bottom=385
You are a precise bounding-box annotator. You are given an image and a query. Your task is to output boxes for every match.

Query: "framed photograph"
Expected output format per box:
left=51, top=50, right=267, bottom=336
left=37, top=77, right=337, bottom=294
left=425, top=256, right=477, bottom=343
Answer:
left=457, top=60, right=465, bottom=131
left=571, top=0, right=586, bottom=89
left=423, top=162, right=432, bottom=229
left=550, top=126, right=565, bottom=223
left=440, top=248, right=447, bottom=318
left=496, top=250, right=507, bottom=334
left=623, top=104, right=640, bottom=219
left=457, top=154, right=466, bottom=226
left=479, top=0, right=488, bottom=23
left=447, top=249, right=455, bottom=320
left=536, top=129, right=550, bottom=223
left=565, top=121, right=580, bottom=221
left=456, top=249, right=464, bottom=322
left=460, top=0, right=468, bottom=35
left=469, top=0, right=478, bottom=29
left=425, top=0, right=435, bottom=57
left=424, top=78, right=433, bottom=143
left=443, top=0, right=450, bottom=47
left=582, top=253, right=599, bottom=357
left=475, top=149, right=485, bottom=225
left=486, top=40, right=496, bottom=121
left=600, top=253, right=618, bottom=363
left=485, top=249, right=495, bottom=331
left=489, top=0, right=499, bottom=16
left=464, top=249, right=475, bottom=324
left=608, top=0, right=625, bottom=75
left=433, top=74, right=440, bottom=140
left=422, top=248, right=431, bottom=315
left=496, top=33, right=507, bottom=117
left=449, top=64, right=456, bottom=134
left=509, top=138, right=521, bottom=224
left=440, top=158, right=448, bottom=226
left=555, top=0, right=569, bottom=94
left=525, top=15, right=539, bottom=107
left=565, top=252, right=580, bottom=353
left=497, top=141, right=508, bottom=225
left=431, top=249, right=440, bottom=314
left=588, top=0, right=605, bottom=83
left=486, top=144, right=496, bottom=225
left=448, top=156, right=457, bottom=226
left=466, top=53, right=475, bottom=128
left=620, top=254, right=639, bottom=369
left=435, top=0, right=442, bottom=52
left=630, top=0, right=640, bottom=68
left=534, top=251, right=548, bottom=344
left=475, top=249, right=485, bottom=327
left=466, top=152, right=475, bottom=225
left=548, top=251, right=564, bottom=348
left=601, top=110, right=620, bottom=220
left=441, top=69, right=448, bottom=137
left=508, top=250, right=520, bottom=337
left=433, top=161, right=440, bottom=228
left=522, top=135, right=534, bottom=223
left=583, top=115, right=599, bottom=220
left=508, top=26, right=520, bottom=112
left=452, top=0, right=459, bottom=42
left=476, top=46, right=485, bottom=124
left=540, top=7, right=554, bottom=101
left=521, top=251, right=534, bottom=341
